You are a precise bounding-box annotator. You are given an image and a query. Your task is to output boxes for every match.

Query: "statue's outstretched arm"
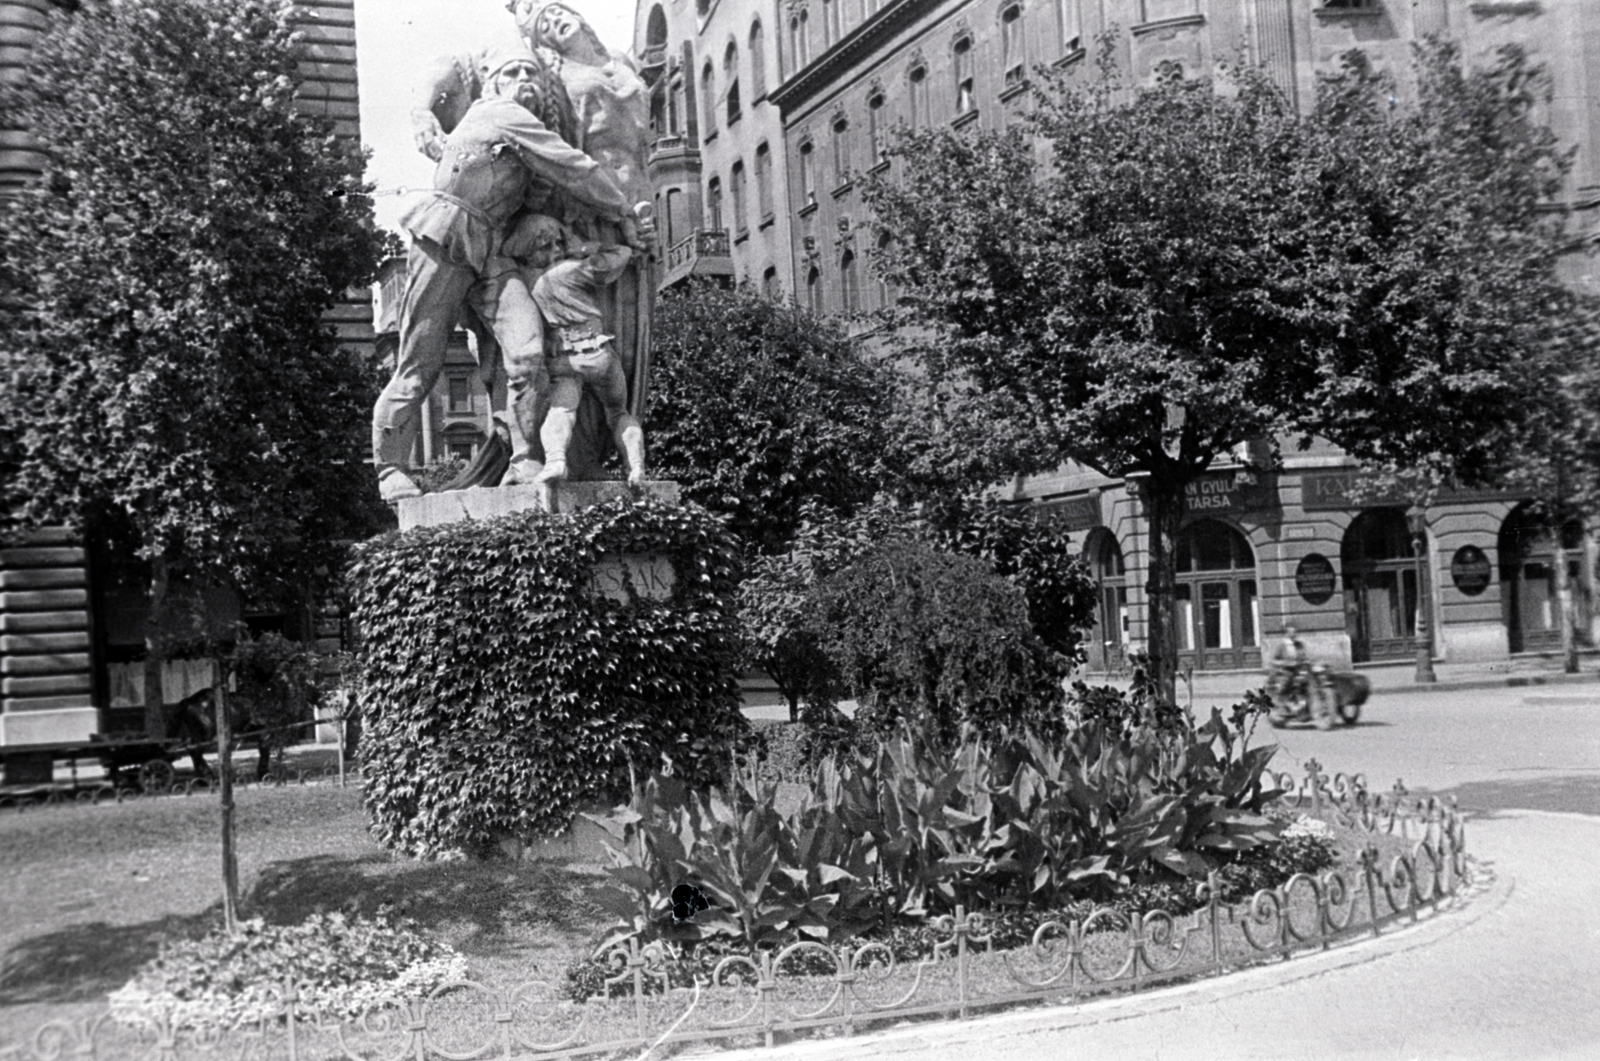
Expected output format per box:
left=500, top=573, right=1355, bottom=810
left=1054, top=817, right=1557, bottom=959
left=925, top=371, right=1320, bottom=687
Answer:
left=412, top=53, right=480, bottom=162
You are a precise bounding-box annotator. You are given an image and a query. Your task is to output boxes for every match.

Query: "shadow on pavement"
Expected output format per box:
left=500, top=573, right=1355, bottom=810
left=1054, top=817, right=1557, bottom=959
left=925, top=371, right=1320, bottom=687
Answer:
left=1422, top=773, right=1600, bottom=818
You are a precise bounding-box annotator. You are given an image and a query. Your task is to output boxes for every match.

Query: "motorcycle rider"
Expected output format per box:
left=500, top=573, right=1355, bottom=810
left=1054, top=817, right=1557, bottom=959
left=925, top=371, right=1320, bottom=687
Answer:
left=1267, top=624, right=1309, bottom=712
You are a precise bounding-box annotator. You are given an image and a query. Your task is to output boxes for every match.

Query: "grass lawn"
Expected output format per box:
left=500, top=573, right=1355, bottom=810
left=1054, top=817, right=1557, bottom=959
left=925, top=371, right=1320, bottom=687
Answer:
left=0, top=746, right=1429, bottom=1045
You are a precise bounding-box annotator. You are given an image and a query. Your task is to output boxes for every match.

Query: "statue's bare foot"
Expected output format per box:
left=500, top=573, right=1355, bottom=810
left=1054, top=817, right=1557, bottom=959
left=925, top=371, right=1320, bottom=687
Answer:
left=502, top=458, right=544, bottom=486
left=626, top=466, right=645, bottom=486
left=378, top=467, right=421, bottom=502
left=534, top=459, right=567, bottom=484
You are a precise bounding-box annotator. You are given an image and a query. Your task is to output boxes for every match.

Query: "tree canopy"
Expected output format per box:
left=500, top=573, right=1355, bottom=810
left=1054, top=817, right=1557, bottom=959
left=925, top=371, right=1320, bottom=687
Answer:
left=863, top=39, right=1578, bottom=702
left=0, top=0, right=389, bottom=733
left=646, top=281, right=898, bottom=556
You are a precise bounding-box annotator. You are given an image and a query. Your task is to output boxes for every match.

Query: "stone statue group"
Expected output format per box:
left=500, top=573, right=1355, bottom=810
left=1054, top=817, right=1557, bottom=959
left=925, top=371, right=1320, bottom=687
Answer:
left=373, top=1, right=656, bottom=502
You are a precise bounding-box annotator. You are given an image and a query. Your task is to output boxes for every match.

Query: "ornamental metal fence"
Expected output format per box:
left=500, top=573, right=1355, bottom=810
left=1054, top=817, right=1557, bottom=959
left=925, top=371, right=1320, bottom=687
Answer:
left=1, top=760, right=1473, bottom=1061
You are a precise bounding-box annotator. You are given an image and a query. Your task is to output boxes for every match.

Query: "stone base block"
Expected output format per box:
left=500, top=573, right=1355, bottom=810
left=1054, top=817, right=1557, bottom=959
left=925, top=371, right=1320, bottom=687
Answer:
left=397, top=480, right=682, bottom=531
left=0, top=706, right=99, bottom=747
left=1439, top=622, right=1510, bottom=663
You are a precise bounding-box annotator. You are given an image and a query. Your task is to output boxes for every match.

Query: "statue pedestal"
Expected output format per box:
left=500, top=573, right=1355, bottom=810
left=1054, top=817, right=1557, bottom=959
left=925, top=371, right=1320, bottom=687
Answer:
left=397, top=480, right=681, bottom=531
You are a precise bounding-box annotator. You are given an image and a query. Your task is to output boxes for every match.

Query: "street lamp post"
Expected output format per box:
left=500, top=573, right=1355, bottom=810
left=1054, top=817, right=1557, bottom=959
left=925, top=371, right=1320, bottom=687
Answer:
left=1408, top=509, right=1437, bottom=684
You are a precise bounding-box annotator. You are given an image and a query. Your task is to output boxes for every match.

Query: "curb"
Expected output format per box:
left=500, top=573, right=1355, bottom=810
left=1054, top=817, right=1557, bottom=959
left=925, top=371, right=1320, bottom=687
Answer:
left=687, top=866, right=1508, bottom=1061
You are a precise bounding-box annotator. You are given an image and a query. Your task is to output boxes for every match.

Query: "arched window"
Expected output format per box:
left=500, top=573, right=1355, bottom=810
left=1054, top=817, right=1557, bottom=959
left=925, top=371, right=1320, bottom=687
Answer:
left=724, top=42, right=741, bottom=124
left=953, top=35, right=975, bottom=116
left=840, top=250, right=859, bottom=313
left=762, top=265, right=779, bottom=299
left=706, top=175, right=723, bottom=232
left=701, top=62, right=717, bottom=135
left=1086, top=529, right=1128, bottom=671
left=875, top=230, right=895, bottom=307
left=1001, top=4, right=1025, bottom=86
left=1341, top=509, right=1418, bottom=662
left=831, top=116, right=851, bottom=186
left=799, top=139, right=816, bottom=204
left=731, top=158, right=748, bottom=233
left=750, top=20, right=767, bottom=98
left=668, top=77, right=683, bottom=134
left=646, top=5, right=668, bottom=51
left=1175, top=520, right=1259, bottom=669
left=755, top=141, right=773, bottom=219
left=867, top=91, right=885, bottom=165
left=823, top=0, right=840, bottom=46
left=908, top=64, right=929, bottom=129
left=806, top=265, right=822, bottom=315
left=1500, top=507, right=1591, bottom=653
left=790, top=11, right=810, bottom=71
left=665, top=186, right=682, bottom=246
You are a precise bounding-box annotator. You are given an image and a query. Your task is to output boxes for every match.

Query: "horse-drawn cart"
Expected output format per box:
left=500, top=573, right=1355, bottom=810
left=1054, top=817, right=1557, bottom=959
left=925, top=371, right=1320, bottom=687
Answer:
left=0, top=731, right=217, bottom=797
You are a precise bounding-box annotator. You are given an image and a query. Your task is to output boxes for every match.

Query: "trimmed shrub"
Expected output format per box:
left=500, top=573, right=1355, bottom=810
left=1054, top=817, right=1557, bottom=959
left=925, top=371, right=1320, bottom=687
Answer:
left=109, top=912, right=466, bottom=1031
left=350, top=497, right=751, bottom=859
left=806, top=543, right=1071, bottom=747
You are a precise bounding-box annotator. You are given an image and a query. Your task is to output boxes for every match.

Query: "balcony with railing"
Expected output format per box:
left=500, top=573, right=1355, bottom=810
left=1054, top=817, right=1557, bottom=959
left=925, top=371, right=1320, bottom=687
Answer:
left=660, top=228, right=734, bottom=289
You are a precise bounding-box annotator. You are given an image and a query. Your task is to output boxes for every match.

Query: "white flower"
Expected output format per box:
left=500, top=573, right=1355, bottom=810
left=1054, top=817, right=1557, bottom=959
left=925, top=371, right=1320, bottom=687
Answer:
left=1283, top=815, right=1333, bottom=840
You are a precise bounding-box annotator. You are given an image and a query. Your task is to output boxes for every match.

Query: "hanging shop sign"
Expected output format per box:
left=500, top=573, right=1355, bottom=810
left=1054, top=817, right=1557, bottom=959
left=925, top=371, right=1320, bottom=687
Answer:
left=1294, top=553, right=1337, bottom=605
left=1450, top=545, right=1493, bottom=597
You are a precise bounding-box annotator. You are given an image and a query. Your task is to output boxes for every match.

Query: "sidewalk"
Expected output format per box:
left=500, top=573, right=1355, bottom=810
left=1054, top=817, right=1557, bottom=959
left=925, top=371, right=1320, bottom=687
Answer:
left=696, top=810, right=1600, bottom=1061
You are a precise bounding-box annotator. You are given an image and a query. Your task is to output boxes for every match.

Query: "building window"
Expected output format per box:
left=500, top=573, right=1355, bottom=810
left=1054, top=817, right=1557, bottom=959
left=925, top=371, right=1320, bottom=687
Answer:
left=731, top=159, right=748, bottom=233
left=831, top=116, right=851, bottom=187
left=875, top=231, right=896, bottom=307
left=701, top=63, right=716, bottom=135
left=867, top=91, right=885, bottom=165
left=669, top=77, right=683, bottom=134
left=665, top=186, right=682, bottom=246
left=840, top=250, right=859, bottom=314
left=755, top=141, right=773, bottom=219
left=447, top=440, right=476, bottom=462
left=724, top=42, right=741, bottom=124
left=707, top=175, right=723, bottom=232
left=806, top=265, right=822, bottom=314
left=1141, top=0, right=1199, bottom=18
left=446, top=375, right=471, bottom=414
left=953, top=36, right=975, bottom=117
left=789, top=11, right=810, bottom=73
left=823, top=0, right=840, bottom=46
left=1058, top=0, right=1081, bottom=52
left=750, top=21, right=766, bottom=98
left=1001, top=5, right=1025, bottom=86
left=762, top=265, right=779, bottom=299
left=799, top=139, right=816, bottom=205
left=909, top=64, right=929, bottom=129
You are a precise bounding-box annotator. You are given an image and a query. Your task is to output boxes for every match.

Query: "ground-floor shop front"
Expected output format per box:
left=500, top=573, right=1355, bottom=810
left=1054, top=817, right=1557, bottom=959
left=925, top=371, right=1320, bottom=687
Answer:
left=1026, top=461, right=1598, bottom=673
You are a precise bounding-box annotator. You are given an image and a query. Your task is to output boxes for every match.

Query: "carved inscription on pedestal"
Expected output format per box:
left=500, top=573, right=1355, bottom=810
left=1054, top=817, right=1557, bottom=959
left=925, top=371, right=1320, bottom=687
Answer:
left=590, top=554, right=677, bottom=605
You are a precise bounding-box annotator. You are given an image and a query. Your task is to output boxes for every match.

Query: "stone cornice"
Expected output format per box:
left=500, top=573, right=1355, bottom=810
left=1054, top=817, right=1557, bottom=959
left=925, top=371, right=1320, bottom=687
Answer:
left=770, top=0, right=942, bottom=117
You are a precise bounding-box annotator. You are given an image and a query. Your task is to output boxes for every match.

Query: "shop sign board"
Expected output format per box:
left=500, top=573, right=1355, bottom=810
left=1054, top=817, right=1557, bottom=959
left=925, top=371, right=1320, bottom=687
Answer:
left=1032, top=493, right=1102, bottom=531
left=1302, top=471, right=1519, bottom=512
left=1450, top=545, right=1493, bottom=596
left=1180, top=473, right=1277, bottom=515
left=1294, top=553, right=1337, bottom=605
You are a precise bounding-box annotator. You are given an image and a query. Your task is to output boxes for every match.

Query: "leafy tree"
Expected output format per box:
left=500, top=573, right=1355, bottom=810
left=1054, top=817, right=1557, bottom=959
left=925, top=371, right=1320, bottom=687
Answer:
left=646, top=281, right=897, bottom=555
left=0, top=0, right=389, bottom=737
left=864, top=39, right=1573, bottom=704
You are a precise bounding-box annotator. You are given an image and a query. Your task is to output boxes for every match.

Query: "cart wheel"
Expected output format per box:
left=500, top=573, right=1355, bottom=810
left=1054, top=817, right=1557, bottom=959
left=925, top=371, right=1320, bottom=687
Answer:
left=139, top=759, right=175, bottom=793
left=1338, top=700, right=1362, bottom=726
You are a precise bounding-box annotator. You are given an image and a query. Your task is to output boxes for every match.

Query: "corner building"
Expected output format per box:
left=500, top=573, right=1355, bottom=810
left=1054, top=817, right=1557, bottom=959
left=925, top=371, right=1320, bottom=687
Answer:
left=635, top=0, right=1600, bottom=674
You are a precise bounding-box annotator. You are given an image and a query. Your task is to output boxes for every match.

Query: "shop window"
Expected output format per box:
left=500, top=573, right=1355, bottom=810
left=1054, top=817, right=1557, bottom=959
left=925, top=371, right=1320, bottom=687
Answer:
left=1341, top=508, right=1418, bottom=663
left=1175, top=520, right=1259, bottom=669
left=1500, top=507, right=1592, bottom=654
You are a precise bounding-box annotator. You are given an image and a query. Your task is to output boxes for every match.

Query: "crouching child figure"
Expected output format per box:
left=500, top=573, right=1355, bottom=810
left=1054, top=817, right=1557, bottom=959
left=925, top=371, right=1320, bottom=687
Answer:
left=529, top=226, right=646, bottom=485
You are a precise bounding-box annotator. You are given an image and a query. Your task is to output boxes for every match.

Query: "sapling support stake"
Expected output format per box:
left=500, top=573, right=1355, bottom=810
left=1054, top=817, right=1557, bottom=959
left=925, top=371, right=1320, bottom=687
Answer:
left=216, top=660, right=240, bottom=935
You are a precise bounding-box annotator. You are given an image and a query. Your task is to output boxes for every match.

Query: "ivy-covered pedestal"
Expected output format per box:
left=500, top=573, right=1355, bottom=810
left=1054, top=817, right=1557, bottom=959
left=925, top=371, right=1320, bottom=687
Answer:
left=350, top=483, right=748, bottom=860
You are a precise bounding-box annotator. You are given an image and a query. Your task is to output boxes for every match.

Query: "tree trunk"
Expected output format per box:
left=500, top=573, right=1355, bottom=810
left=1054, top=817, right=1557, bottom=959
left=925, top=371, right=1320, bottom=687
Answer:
left=215, top=667, right=240, bottom=934
left=1143, top=475, right=1186, bottom=710
left=142, top=554, right=170, bottom=740
left=1554, top=538, right=1578, bottom=674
